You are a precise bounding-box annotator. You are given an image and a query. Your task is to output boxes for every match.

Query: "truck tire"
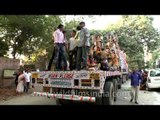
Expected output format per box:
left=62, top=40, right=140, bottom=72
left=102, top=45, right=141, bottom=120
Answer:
left=103, top=81, right=114, bottom=105
left=112, top=79, right=118, bottom=101
left=118, top=85, right=121, bottom=89
left=95, top=96, right=103, bottom=105
left=58, top=99, right=71, bottom=105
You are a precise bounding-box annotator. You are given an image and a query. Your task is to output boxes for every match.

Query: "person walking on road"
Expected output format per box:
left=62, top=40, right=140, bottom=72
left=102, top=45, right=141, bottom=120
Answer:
left=129, top=68, right=142, bottom=104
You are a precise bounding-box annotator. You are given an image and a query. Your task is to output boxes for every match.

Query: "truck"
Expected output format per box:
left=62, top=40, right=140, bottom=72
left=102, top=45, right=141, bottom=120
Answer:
left=31, top=50, right=128, bottom=105
left=31, top=33, right=129, bottom=105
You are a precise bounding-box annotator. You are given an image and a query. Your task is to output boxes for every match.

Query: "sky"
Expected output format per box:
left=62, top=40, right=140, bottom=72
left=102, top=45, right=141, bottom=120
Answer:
left=63, top=15, right=160, bottom=30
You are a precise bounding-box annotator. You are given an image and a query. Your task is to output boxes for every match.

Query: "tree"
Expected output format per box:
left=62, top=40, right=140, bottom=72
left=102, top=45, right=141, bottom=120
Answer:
left=147, top=49, right=160, bottom=68
left=0, top=40, right=9, bottom=57
left=62, top=16, right=96, bottom=40
left=63, top=20, right=80, bottom=40
left=0, top=15, right=62, bottom=59
left=105, top=15, right=160, bottom=69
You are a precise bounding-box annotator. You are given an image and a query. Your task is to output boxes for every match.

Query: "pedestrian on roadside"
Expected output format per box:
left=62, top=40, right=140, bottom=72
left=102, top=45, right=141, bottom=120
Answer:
left=129, top=68, right=142, bottom=104
left=140, top=70, right=148, bottom=90
left=13, top=70, right=20, bottom=87
left=16, top=71, right=25, bottom=95
left=24, top=68, right=31, bottom=93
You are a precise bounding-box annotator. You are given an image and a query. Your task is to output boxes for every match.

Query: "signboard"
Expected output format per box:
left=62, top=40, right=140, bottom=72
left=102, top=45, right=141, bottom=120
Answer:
left=50, top=73, right=74, bottom=79
left=50, top=79, right=72, bottom=87
left=32, top=73, right=39, bottom=78
left=39, top=72, right=49, bottom=78
left=90, top=73, right=100, bottom=80
left=74, top=72, right=89, bottom=79
left=81, top=79, right=91, bottom=86
left=3, top=69, right=15, bottom=78
left=37, top=78, right=43, bottom=84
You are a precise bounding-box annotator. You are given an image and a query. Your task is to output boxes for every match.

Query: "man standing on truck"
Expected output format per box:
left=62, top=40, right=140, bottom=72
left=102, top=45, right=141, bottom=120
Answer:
left=76, top=22, right=90, bottom=70
left=68, top=30, right=77, bottom=70
left=48, top=24, right=67, bottom=71
left=129, top=68, right=142, bottom=104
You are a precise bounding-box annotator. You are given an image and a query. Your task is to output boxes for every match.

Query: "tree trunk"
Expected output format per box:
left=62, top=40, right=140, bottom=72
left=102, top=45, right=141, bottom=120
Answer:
left=12, top=43, right=17, bottom=59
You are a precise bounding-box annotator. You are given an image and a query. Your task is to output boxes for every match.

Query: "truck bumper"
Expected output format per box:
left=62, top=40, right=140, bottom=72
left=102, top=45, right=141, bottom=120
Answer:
left=33, top=92, right=96, bottom=102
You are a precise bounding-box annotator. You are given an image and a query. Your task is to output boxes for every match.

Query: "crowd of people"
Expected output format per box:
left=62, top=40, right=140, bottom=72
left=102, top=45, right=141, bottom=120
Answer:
left=14, top=68, right=31, bottom=95
left=47, top=21, right=121, bottom=71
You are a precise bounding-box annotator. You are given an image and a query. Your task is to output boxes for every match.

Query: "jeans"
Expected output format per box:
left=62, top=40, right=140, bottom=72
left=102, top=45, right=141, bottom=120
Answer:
left=69, top=47, right=77, bottom=70
left=24, top=82, right=30, bottom=93
left=54, top=43, right=67, bottom=70
left=76, top=46, right=89, bottom=70
left=47, top=47, right=55, bottom=70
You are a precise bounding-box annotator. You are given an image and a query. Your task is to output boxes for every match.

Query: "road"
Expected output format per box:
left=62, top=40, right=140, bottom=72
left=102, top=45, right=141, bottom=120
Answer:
left=1, top=80, right=160, bottom=105
left=114, top=81, right=160, bottom=105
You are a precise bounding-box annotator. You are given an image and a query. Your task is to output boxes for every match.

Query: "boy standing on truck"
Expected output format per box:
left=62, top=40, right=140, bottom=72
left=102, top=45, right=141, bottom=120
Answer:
left=68, top=30, right=77, bottom=70
left=129, top=68, right=142, bottom=104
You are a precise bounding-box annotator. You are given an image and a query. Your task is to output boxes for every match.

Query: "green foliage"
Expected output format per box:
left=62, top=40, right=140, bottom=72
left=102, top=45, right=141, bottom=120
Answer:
left=105, top=15, right=160, bottom=69
left=64, top=20, right=80, bottom=40
left=0, top=15, right=61, bottom=59
left=0, top=40, right=9, bottom=57
left=0, top=15, right=160, bottom=70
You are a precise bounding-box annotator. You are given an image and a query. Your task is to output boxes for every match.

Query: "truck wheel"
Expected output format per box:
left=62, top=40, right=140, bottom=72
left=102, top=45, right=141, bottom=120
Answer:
left=56, top=99, right=61, bottom=105
left=118, top=84, right=121, bottom=89
left=112, top=79, right=118, bottom=101
left=103, top=81, right=114, bottom=105
left=58, top=99, right=71, bottom=105
left=95, top=96, right=103, bottom=105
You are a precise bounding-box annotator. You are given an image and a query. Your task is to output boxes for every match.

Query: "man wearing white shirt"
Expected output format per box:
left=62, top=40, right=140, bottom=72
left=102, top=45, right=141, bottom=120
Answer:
left=68, top=30, right=77, bottom=70
left=24, top=68, right=31, bottom=93
left=76, top=22, right=90, bottom=70
left=47, top=24, right=67, bottom=71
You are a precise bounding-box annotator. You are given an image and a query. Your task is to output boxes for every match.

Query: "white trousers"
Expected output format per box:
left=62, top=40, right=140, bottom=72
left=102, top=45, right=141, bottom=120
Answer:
left=130, top=86, right=139, bottom=102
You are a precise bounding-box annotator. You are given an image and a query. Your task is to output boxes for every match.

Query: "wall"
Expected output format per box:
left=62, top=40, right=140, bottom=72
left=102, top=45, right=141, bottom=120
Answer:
left=0, top=57, right=20, bottom=87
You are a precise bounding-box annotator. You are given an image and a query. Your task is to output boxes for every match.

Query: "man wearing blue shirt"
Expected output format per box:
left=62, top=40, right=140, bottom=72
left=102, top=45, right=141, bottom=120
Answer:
left=129, top=68, right=142, bottom=104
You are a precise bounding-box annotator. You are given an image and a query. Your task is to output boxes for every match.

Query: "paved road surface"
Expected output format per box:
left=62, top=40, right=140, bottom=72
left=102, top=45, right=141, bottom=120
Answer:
left=0, top=94, right=56, bottom=105
left=1, top=80, right=160, bottom=105
left=114, top=81, right=160, bottom=105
